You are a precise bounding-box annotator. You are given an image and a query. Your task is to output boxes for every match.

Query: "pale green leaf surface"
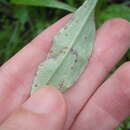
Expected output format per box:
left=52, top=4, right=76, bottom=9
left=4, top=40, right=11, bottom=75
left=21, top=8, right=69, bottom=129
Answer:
left=11, top=0, right=76, bottom=12
left=31, top=0, right=98, bottom=93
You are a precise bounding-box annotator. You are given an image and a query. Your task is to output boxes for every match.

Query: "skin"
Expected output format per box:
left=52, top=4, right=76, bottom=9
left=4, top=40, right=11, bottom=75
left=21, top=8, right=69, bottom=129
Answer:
left=0, top=14, right=130, bottom=130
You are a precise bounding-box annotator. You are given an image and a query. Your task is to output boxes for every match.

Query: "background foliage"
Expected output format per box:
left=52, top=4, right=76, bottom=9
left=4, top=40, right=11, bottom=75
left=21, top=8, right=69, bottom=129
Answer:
left=0, top=0, right=130, bottom=129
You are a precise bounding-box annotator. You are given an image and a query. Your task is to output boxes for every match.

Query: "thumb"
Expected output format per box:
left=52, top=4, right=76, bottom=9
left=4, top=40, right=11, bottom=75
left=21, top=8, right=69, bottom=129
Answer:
left=0, top=87, right=67, bottom=130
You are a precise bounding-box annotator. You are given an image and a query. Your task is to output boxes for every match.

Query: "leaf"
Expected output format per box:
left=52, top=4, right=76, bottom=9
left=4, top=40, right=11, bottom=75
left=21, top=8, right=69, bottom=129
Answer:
left=11, top=0, right=76, bottom=12
left=97, top=4, right=130, bottom=27
left=13, top=7, right=29, bottom=25
left=31, top=0, right=98, bottom=93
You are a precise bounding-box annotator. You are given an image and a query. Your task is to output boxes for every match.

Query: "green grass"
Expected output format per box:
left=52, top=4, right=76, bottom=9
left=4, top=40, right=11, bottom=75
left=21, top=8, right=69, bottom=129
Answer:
left=0, top=0, right=130, bottom=129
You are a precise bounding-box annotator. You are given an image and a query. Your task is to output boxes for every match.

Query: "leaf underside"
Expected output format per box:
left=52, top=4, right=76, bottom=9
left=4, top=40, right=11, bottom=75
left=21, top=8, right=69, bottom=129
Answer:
left=31, top=0, right=98, bottom=93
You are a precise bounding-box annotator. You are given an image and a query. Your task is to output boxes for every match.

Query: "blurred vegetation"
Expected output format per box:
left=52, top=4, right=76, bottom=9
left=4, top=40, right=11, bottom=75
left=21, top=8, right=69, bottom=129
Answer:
left=0, top=0, right=130, bottom=129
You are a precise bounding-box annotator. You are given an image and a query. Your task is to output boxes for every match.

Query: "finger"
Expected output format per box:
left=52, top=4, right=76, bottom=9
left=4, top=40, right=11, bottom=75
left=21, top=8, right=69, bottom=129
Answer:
left=0, top=14, right=72, bottom=123
left=71, top=62, right=130, bottom=130
left=64, top=19, right=130, bottom=129
left=0, top=87, right=67, bottom=130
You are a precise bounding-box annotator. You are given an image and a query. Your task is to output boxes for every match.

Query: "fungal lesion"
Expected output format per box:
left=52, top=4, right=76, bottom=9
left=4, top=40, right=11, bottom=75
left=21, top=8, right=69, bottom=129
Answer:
left=57, top=46, right=69, bottom=55
left=70, top=48, right=79, bottom=69
left=48, top=46, right=69, bottom=59
left=76, top=19, right=80, bottom=24
left=82, top=2, right=88, bottom=9
left=84, top=36, right=87, bottom=40
left=71, top=48, right=78, bottom=62
left=47, top=50, right=57, bottom=59
left=59, top=80, right=65, bottom=90
left=34, top=84, right=38, bottom=88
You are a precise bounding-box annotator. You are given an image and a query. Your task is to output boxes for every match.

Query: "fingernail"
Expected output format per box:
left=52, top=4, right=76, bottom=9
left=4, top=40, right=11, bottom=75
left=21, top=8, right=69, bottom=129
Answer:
left=23, top=87, right=64, bottom=114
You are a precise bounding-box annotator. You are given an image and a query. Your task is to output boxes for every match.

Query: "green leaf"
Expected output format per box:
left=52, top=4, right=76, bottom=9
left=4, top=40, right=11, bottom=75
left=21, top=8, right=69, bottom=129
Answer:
left=11, top=0, right=76, bottom=12
left=31, top=0, right=98, bottom=93
left=13, top=7, right=29, bottom=25
left=97, top=4, right=130, bottom=27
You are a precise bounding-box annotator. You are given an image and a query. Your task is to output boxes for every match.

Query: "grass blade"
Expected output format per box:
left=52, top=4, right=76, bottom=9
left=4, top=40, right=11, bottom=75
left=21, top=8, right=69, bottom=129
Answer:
left=11, top=0, right=76, bottom=12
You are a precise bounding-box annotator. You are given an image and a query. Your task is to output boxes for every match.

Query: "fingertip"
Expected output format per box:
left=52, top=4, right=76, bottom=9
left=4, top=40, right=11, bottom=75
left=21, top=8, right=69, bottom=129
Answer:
left=93, top=18, right=130, bottom=67
left=98, top=18, right=130, bottom=43
left=23, top=86, right=67, bottom=115
left=104, top=18, right=130, bottom=26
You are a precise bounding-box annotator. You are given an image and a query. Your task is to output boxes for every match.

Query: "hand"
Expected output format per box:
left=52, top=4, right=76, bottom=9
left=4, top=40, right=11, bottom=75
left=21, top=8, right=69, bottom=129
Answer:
left=0, top=14, right=130, bottom=130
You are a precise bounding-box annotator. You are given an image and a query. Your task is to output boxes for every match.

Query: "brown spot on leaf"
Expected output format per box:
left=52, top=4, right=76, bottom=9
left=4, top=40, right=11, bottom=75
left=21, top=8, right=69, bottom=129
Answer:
left=59, top=80, right=65, bottom=89
left=76, top=19, right=80, bottom=24
left=83, top=4, right=88, bottom=8
left=70, top=48, right=79, bottom=69
left=35, top=84, right=38, bottom=88
left=84, top=36, right=87, bottom=40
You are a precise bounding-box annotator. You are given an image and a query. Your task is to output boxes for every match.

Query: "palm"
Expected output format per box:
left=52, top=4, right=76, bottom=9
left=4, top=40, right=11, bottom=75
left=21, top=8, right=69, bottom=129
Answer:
left=0, top=15, right=130, bottom=130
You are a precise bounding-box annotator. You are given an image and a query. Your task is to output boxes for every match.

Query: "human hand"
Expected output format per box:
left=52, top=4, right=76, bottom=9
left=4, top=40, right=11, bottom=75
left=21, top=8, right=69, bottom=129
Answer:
left=0, top=15, right=130, bottom=130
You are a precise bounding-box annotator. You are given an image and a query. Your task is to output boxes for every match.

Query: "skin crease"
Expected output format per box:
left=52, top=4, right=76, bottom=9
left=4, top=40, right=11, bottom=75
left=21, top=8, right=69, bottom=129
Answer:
left=0, top=15, right=130, bottom=130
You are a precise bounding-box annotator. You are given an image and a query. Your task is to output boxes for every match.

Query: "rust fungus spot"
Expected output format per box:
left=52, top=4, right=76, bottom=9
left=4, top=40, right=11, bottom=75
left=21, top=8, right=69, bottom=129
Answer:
left=48, top=53, right=58, bottom=59
left=83, top=4, right=88, bottom=8
left=57, top=46, right=68, bottom=54
left=35, top=84, right=38, bottom=87
left=75, top=59, right=78, bottom=63
left=59, top=80, right=65, bottom=89
left=70, top=48, right=79, bottom=70
left=64, top=46, right=68, bottom=49
left=50, top=50, right=53, bottom=54
left=84, top=36, right=87, bottom=40
left=76, top=19, right=80, bottom=24
left=71, top=48, right=78, bottom=58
